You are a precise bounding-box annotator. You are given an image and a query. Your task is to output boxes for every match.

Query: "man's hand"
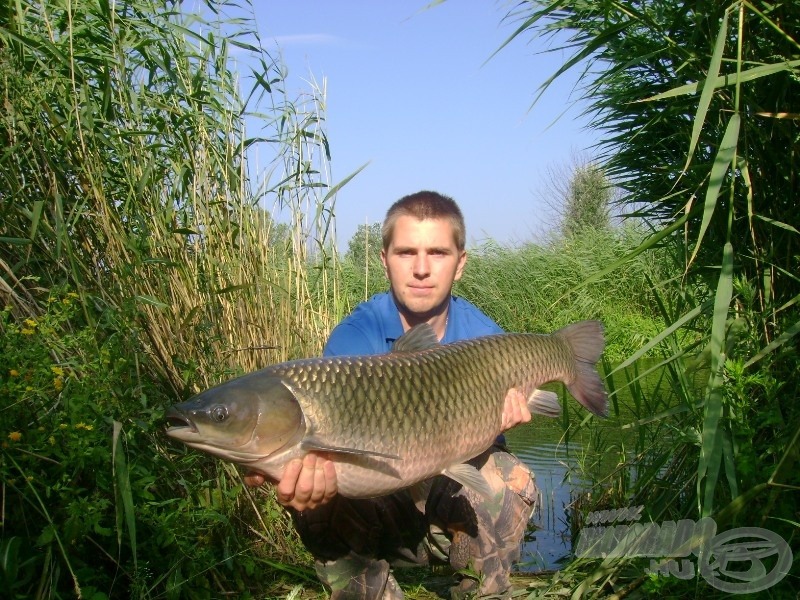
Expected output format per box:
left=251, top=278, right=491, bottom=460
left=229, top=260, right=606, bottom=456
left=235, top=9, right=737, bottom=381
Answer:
left=501, top=388, right=531, bottom=431
left=243, top=453, right=338, bottom=511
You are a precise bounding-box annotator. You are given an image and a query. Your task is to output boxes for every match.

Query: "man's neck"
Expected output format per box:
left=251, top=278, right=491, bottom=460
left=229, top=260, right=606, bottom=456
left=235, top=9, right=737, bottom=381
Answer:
left=399, top=306, right=449, bottom=341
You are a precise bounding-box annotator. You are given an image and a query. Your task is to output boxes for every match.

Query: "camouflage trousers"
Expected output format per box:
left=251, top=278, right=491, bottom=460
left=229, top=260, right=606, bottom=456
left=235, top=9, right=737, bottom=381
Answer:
left=290, top=446, right=538, bottom=599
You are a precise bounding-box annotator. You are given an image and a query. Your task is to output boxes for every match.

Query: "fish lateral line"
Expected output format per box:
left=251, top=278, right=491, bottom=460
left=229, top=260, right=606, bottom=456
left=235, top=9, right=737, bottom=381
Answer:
left=301, top=437, right=402, bottom=461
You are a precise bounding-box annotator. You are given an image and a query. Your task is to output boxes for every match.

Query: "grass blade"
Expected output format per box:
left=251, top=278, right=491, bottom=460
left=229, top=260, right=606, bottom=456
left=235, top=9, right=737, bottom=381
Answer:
left=688, top=114, right=740, bottom=267
left=697, top=242, right=734, bottom=517
left=682, top=9, right=728, bottom=175
left=113, top=421, right=138, bottom=571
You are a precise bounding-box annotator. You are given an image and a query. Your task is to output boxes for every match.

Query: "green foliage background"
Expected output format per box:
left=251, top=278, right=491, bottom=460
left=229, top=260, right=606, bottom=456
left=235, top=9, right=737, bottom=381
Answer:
left=500, top=0, right=799, bottom=595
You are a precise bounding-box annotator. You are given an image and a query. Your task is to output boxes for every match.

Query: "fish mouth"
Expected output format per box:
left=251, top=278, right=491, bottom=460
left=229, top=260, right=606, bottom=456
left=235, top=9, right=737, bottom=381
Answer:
left=165, top=407, right=198, bottom=435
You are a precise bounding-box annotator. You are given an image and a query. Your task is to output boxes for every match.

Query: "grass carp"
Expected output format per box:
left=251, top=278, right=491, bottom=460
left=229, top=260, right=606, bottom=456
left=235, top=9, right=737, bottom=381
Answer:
left=165, top=320, right=607, bottom=499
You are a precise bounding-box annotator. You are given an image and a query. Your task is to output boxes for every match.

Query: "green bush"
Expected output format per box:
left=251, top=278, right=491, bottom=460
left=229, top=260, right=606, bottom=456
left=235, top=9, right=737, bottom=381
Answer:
left=0, top=290, right=309, bottom=598
left=454, top=226, right=671, bottom=362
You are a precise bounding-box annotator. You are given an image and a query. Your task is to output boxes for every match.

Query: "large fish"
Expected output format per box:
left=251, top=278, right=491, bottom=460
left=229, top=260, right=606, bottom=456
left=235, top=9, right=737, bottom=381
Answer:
left=166, top=320, right=607, bottom=499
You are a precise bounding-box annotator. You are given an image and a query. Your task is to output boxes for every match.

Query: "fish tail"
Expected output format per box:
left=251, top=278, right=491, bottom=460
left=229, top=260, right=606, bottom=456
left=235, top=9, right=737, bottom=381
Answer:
left=555, top=320, right=608, bottom=417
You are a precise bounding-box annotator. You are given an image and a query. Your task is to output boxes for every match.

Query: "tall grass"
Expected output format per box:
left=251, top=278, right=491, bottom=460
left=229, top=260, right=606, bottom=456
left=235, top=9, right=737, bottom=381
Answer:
left=1, top=0, right=339, bottom=391
left=456, top=225, right=674, bottom=362
left=1, top=1, right=341, bottom=597
left=496, top=1, right=800, bottom=596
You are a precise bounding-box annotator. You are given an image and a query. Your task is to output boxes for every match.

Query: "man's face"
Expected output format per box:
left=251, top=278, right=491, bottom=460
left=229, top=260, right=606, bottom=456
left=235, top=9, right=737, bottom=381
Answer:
left=381, top=215, right=467, bottom=322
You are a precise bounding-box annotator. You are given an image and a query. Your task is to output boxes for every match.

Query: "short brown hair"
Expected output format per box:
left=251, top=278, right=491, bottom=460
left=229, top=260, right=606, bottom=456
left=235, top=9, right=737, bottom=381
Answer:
left=382, top=191, right=466, bottom=251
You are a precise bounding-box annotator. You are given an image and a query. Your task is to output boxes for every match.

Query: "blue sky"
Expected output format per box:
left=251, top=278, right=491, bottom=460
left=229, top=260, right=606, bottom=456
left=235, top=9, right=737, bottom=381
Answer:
left=252, top=1, right=598, bottom=249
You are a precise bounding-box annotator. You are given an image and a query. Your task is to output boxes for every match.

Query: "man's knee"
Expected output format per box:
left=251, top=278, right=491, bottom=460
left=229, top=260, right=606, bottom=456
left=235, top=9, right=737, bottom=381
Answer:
left=316, top=554, right=403, bottom=600
left=485, top=449, right=538, bottom=508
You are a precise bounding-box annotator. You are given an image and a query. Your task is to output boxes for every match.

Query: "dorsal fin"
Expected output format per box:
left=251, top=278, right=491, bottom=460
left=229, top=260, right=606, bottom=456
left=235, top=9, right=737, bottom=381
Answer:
left=391, top=323, right=441, bottom=353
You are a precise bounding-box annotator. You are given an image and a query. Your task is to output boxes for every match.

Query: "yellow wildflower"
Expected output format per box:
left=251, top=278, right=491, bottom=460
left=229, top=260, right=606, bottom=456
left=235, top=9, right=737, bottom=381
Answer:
left=8, top=431, right=22, bottom=442
left=75, top=422, right=87, bottom=430
left=21, top=328, right=35, bottom=335
left=24, top=318, right=37, bottom=328
left=53, top=378, right=64, bottom=391
left=49, top=436, right=56, bottom=445
left=61, top=298, right=71, bottom=306
left=25, top=386, right=33, bottom=392
left=9, top=369, right=19, bottom=377
left=68, top=292, right=79, bottom=298
left=84, top=424, right=94, bottom=431
left=51, top=366, right=64, bottom=376
left=59, top=424, right=68, bottom=429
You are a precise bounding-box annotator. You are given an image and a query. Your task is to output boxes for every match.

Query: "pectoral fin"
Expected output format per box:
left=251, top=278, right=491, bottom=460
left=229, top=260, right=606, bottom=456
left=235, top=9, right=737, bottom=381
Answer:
left=528, top=388, right=561, bottom=418
left=409, top=479, right=435, bottom=511
left=302, top=437, right=402, bottom=460
left=442, top=463, right=493, bottom=500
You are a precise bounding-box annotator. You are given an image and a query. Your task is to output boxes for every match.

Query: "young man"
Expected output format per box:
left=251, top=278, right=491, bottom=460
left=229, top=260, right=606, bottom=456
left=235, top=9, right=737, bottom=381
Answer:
left=246, top=191, right=536, bottom=598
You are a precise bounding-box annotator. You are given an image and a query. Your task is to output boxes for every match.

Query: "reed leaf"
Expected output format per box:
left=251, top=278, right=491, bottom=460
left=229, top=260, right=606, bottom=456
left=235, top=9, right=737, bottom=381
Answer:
left=697, top=242, right=734, bottom=516
left=688, top=114, right=740, bottom=267
left=682, top=9, right=729, bottom=176
left=643, top=59, right=800, bottom=101
left=112, top=421, right=137, bottom=571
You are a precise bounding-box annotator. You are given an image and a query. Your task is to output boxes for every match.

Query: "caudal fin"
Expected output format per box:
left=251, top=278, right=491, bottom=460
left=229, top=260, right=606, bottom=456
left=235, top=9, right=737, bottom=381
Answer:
left=556, top=320, right=608, bottom=417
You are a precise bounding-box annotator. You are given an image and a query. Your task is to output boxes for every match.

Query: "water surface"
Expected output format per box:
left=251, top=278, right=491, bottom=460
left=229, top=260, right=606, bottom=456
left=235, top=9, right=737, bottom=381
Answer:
left=506, top=361, right=702, bottom=571
left=505, top=419, right=587, bottom=571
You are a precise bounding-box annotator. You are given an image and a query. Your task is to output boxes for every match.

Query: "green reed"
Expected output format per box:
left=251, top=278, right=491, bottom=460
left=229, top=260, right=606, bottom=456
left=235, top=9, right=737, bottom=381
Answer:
left=0, top=1, right=342, bottom=597
left=496, top=1, right=800, bottom=596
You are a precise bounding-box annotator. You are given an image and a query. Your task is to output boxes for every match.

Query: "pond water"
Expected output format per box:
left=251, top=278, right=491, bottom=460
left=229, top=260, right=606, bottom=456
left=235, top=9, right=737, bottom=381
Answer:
left=505, top=361, right=703, bottom=572
left=505, top=418, right=590, bottom=571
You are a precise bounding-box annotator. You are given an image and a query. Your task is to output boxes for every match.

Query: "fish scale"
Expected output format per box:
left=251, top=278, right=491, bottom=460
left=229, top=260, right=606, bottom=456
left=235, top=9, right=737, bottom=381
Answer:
left=166, top=320, right=608, bottom=499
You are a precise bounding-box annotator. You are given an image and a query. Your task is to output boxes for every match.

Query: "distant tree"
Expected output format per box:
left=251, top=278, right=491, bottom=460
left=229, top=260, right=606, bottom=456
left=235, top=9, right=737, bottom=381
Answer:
left=539, top=157, right=614, bottom=237
left=346, top=222, right=383, bottom=267
left=561, top=163, right=612, bottom=237
left=341, top=222, right=386, bottom=302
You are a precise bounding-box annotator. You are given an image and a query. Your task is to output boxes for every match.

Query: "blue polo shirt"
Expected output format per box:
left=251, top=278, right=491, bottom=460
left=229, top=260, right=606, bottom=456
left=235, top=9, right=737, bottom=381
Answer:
left=323, top=292, right=508, bottom=445
left=323, top=292, right=503, bottom=356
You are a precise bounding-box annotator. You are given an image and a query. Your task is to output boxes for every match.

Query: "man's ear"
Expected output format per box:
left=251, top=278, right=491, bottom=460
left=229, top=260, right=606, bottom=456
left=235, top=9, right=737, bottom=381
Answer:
left=380, top=249, right=389, bottom=278
left=454, top=250, right=467, bottom=281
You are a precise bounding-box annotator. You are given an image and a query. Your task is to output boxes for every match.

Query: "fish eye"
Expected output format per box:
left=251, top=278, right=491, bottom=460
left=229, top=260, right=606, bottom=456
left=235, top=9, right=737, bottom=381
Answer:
left=210, top=405, right=228, bottom=422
